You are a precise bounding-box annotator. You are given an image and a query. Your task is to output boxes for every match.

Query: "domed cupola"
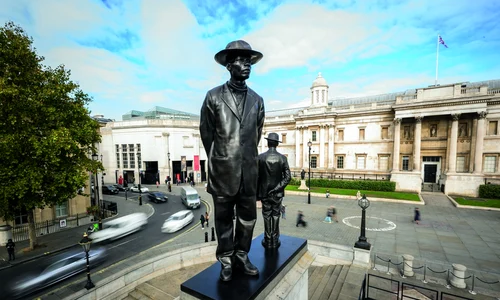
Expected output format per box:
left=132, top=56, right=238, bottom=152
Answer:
left=310, top=72, right=329, bottom=107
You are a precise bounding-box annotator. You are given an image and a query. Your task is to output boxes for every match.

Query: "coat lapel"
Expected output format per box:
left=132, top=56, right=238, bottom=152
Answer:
left=220, top=83, right=241, bottom=122
left=242, top=88, right=257, bottom=122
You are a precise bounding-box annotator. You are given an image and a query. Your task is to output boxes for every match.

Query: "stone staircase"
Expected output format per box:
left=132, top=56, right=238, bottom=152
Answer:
left=124, top=282, right=174, bottom=300
left=308, top=265, right=366, bottom=300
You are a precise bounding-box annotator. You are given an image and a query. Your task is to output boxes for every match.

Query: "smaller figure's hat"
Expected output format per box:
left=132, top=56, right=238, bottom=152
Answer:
left=265, top=132, right=281, bottom=143
left=214, top=40, right=263, bottom=66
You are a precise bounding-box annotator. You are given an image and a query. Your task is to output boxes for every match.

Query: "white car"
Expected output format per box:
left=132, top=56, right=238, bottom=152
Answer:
left=130, top=185, right=149, bottom=193
left=90, top=213, right=148, bottom=243
left=161, top=210, right=194, bottom=233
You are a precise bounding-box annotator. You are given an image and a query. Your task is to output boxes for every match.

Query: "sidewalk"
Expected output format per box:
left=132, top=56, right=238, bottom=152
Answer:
left=0, top=195, right=153, bottom=270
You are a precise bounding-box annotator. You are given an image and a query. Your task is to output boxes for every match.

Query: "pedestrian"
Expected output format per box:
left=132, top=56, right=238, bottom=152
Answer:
left=280, top=204, right=286, bottom=219
left=323, top=207, right=332, bottom=223
left=200, top=214, right=206, bottom=229
left=205, top=211, right=210, bottom=227
left=356, top=190, right=361, bottom=199
left=413, top=207, right=421, bottom=225
left=6, top=238, right=15, bottom=261
left=331, top=205, right=339, bottom=222
left=156, top=181, right=159, bottom=188
left=168, top=181, right=172, bottom=193
left=296, top=210, right=307, bottom=227
left=326, top=189, right=330, bottom=198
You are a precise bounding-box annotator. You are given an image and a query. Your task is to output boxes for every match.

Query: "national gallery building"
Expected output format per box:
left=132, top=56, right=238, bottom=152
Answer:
left=263, top=74, right=500, bottom=197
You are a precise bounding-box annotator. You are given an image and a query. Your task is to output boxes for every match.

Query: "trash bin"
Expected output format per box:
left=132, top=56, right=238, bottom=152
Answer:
left=0, top=225, right=13, bottom=246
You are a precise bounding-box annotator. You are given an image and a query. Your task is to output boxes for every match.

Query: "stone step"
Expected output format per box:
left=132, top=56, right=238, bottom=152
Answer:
left=128, top=289, right=153, bottom=300
left=337, top=265, right=367, bottom=300
left=329, top=265, right=349, bottom=300
left=122, top=296, right=137, bottom=300
left=318, top=265, right=343, bottom=300
left=136, top=282, right=174, bottom=300
left=310, top=265, right=335, bottom=300
left=308, top=266, right=330, bottom=299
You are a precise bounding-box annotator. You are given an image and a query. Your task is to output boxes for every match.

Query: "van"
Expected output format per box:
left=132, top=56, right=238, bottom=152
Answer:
left=181, top=186, right=201, bottom=209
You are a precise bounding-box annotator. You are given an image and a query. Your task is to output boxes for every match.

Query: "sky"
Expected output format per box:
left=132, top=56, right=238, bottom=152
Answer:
left=1, top=0, right=499, bottom=121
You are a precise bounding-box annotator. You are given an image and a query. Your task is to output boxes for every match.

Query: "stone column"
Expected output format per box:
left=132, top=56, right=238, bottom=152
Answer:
left=295, top=127, right=301, bottom=168
left=303, top=127, right=309, bottom=168
left=402, top=254, right=415, bottom=277
left=450, top=263, right=467, bottom=288
left=474, top=111, right=487, bottom=174
left=392, top=118, right=401, bottom=171
left=328, top=125, right=335, bottom=168
left=319, top=125, right=325, bottom=168
left=413, top=116, right=423, bottom=171
left=448, top=114, right=460, bottom=173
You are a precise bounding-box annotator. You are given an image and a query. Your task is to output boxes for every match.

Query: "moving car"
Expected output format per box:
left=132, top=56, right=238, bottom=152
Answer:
left=147, top=191, right=168, bottom=203
left=90, top=213, right=148, bottom=243
left=180, top=186, right=201, bottom=209
left=9, top=247, right=107, bottom=298
left=112, top=184, right=128, bottom=191
left=130, top=185, right=149, bottom=193
left=102, top=185, right=119, bottom=195
left=161, top=210, right=194, bottom=233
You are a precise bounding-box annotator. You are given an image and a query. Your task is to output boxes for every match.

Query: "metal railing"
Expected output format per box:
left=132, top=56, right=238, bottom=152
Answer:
left=291, top=171, right=391, bottom=181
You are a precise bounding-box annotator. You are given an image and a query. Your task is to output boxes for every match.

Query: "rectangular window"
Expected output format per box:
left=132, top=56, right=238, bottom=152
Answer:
left=115, top=144, right=119, bottom=152
left=312, top=131, right=317, bottom=142
left=456, top=156, right=466, bottom=172
left=338, top=129, right=344, bottom=141
left=489, top=121, right=498, bottom=135
left=336, top=156, right=344, bottom=169
left=359, top=128, right=365, bottom=141
left=310, top=156, right=317, bottom=168
left=381, top=127, right=389, bottom=139
left=129, top=153, right=135, bottom=169
left=122, top=153, right=128, bottom=168
left=116, top=153, right=120, bottom=168
left=402, top=156, right=410, bottom=171
left=281, top=134, right=286, bottom=144
left=484, top=156, right=497, bottom=173
left=137, top=153, right=142, bottom=169
left=14, top=208, right=28, bottom=225
left=379, top=155, right=389, bottom=171
left=55, top=202, right=68, bottom=218
left=356, top=155, right=366, bottom=169
left=122, top=144, right=127, bottom=152
left=128, top=144, right=134, bottom=153
left=136, top=144, right=141, bottom=152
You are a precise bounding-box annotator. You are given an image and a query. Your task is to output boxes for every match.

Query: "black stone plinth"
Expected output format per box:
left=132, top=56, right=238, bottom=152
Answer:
left=180, top=234, right=307, bottom=300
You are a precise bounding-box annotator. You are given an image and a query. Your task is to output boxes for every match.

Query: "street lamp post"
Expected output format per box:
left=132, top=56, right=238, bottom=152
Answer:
left=307, top=141, right=312, bottom=204
left=139, top=169, right=143, bottom=206
left=167, top=152, right=170, bottom=181
left=91, top=153, right=102, bottom=230
left=100, top=155, right=104, bottom=223
left=79, top=233, right=95, bottom=290
left=354, top=194, right=371, bottom=250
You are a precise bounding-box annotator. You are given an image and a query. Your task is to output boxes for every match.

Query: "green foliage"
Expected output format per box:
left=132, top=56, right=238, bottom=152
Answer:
left=0, top=22, right=102, bottom=221
left=286, top=185, right=419, bottom=201
left=478, top=184, right=500, bottom=199
left=454, top=197, right=500, bottom=208
left=291, top=177, right=395, bottom=192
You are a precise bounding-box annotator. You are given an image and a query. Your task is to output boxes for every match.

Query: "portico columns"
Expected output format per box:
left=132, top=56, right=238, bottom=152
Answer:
left=392, top=118, right=401, bottom=171
left=474, top=111, right=487, bottom=174
left=295, top=127, right=301, bottom=168
left=328, top=125, right=334, bottom=168
left=319, top=125, right=325, bottom=168
left=448, top=113, right=460, bottom=173
left=413, top=116, right=422, bottom=171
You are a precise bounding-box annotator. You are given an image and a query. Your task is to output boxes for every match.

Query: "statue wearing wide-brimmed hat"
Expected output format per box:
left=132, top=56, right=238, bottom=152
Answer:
left=199, top=40, right=265, bottom=281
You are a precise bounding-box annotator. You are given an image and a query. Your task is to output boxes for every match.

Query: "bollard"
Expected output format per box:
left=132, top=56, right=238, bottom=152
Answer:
left=402, top=254, right=415, bottom=277
left=211, top=227, right=216, bottom=241
left=205, top=232, right=208, bottom=243
left=450, top=263, right=467, bottom=288
left=139, top=195, right=142, bottom=206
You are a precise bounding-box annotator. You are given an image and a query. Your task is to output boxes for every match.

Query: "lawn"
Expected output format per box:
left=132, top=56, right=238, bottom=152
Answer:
left=453, top=197, right=500, bottom=208
left=285, top=185, right=420, bottom=201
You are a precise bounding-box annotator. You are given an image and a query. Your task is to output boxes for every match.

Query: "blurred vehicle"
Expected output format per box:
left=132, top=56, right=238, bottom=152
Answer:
left=112, top=184, right=128, bottom=191
left=147, top=191, right=168, bottom=203
left=89, top=213, right=147, bottom=243
left=161, top=210, right=194, bottom=233
left=9, top=247, right=107, bottom=298
left=180, top=186, right=201, bottom=209
left=102, top=185, right=119, bottom=195
left=130, top=185, right=149, bottom=193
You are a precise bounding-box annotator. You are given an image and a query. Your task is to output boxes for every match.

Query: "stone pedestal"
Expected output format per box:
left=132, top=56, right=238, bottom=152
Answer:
left=180, top=234, right=310, bottom=300
left=444, top=174, right=484, bottom=197
left=450, top=263, right=467, bottom=289
left=353, top=247, right=371, bottom=268
left=298, top=180, right=308, bottom=190
left=390, top=171, right=422, bottom=193
left=402, top=254, right=414, bottom=277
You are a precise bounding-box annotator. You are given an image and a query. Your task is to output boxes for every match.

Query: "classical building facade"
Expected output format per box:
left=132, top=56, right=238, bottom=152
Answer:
left=262, top=74, right=500, bottom=197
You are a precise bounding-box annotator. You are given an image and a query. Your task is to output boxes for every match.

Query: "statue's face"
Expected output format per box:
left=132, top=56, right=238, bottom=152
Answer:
left=227, top=55, right=252, bottom=81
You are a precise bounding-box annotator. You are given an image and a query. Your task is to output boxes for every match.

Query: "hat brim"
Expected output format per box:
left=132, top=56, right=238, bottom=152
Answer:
left=265, top=137, right=281, bottom=143
left=215, top=49, right=263, bottom=66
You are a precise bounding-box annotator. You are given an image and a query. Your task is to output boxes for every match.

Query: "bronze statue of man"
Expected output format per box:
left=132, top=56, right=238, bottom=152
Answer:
left=257, top=133, right=291, bottom=249
left=200, top=40, right=265, bottom=281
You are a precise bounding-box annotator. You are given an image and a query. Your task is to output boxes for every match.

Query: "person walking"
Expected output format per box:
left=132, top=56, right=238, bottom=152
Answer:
left=325, top=189, right=330, bottom=198
left=296, top=210, right=307, bottom=227
left=200, top=214, right=206, bottom=229
left=280, top=204, right=286, bottom=220
left=323, top=207, right=332, bottom=223
left=205, top=212, right=210, bottom=227
left=6, top=238, right=15, bottom=261
left=413, top=207, right=421, bottom=225
left=331, top=205, right=339, bottom=223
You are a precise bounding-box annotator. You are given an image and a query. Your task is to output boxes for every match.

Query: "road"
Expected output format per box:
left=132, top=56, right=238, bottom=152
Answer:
left=0, top=188, right=208, bottom=300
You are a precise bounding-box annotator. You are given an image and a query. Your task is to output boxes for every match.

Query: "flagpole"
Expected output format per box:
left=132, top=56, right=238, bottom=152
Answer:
left=435, top=34, right=439, bottom=86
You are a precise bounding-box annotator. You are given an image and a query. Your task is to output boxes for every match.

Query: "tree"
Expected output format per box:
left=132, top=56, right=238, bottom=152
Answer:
left=0, top=22, right=102, bottom=250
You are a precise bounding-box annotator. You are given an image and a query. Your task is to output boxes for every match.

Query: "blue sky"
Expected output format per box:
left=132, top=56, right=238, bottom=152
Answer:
left=1, top=0, right=499, bottom=120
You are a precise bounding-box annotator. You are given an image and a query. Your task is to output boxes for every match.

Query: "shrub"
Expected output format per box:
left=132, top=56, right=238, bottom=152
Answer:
left=479, top=184, right=500, bottom=199
left=290, top=178, right=395, bottom=192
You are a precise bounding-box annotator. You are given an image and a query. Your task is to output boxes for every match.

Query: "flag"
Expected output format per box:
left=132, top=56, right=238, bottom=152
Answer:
left=439, top=35, right=448, bottom=48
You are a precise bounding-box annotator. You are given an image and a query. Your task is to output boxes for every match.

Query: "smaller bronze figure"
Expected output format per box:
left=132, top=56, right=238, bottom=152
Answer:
left=301, top=169, right=306, bottom=180
left=257, top=133, right=291, bottom=249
